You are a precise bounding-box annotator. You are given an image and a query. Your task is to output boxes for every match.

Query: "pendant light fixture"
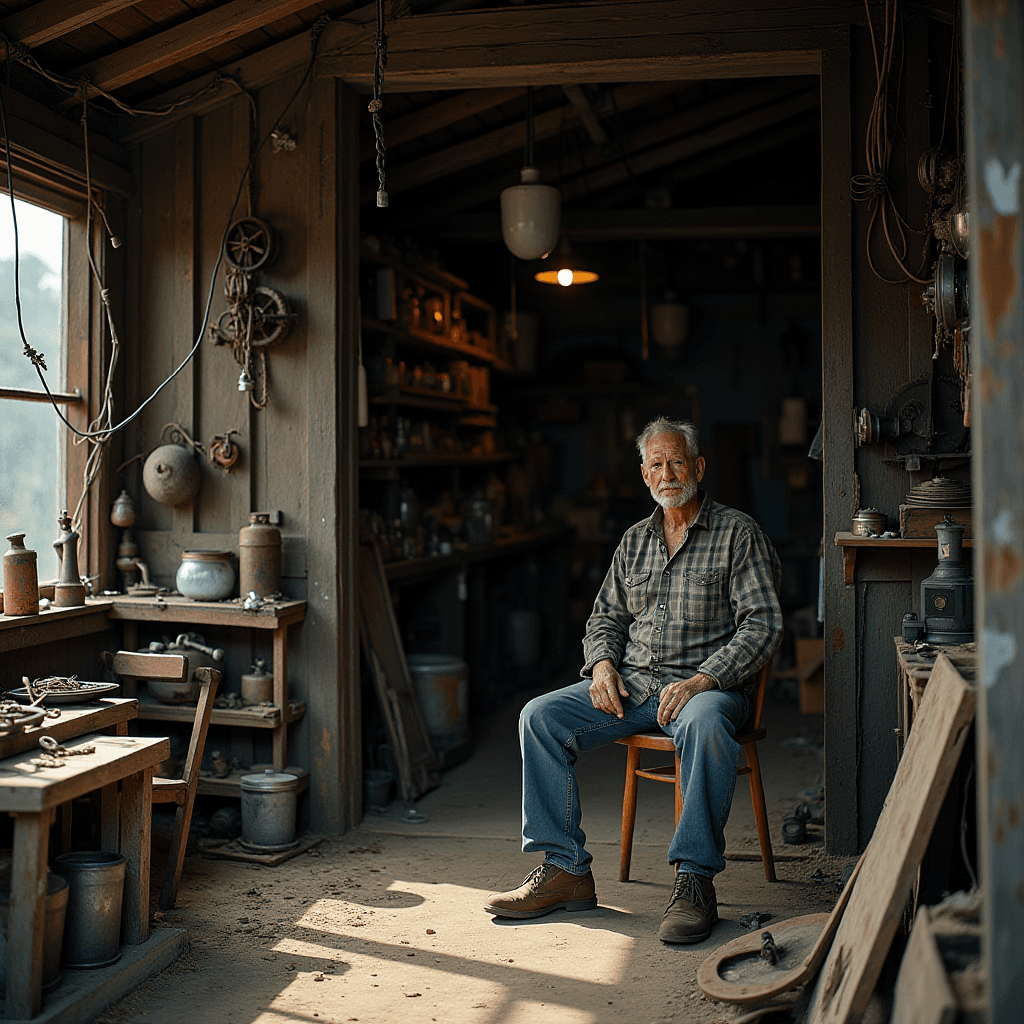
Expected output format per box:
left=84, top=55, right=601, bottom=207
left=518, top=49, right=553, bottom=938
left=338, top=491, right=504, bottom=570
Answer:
left=534, top=238, right=599, bottom=287
left=500, top=88, right=561, bottom=261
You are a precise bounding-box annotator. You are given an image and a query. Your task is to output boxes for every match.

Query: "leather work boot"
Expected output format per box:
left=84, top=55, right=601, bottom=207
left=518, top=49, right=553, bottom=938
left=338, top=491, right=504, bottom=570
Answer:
left=484, top=863, right=598, bottom=919
left=658, top=871, right=718, bottom=943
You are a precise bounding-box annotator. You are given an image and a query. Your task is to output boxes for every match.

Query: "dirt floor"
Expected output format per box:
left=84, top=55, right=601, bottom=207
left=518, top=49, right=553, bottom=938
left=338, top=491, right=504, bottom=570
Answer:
left=96, top=691, right=851, bottom=1024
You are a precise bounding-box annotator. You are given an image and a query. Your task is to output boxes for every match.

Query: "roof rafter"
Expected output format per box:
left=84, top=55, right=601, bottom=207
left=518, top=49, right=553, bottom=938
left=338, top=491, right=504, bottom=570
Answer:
left=0, top=0, right=139, bottom=49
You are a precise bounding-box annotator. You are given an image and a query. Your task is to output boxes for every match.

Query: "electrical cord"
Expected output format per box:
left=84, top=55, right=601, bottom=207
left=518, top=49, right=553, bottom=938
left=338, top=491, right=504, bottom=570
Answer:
left=368, top=0, right=388, bottom=207
left=0, top=15, right=332, bottom=442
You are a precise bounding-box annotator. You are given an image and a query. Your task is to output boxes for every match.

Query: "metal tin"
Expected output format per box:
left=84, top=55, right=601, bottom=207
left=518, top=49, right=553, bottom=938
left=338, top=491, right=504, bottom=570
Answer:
left=406, top=654, right=469, bottom=768
left=0, top=873, right=68, bottom=994
left=54, top=851, right=125, bottom=969
left=240, top=769, right=299, bottom=850
left=240, top=658, right=273, bottom=705
left=851, top=508, right=888, bottom=537
left=238, top=513, right=282, bottom=598
left=3, top=534, right=38, bottom=617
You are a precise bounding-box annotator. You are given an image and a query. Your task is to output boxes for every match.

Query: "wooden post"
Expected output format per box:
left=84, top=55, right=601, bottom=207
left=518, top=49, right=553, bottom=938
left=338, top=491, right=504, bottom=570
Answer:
left=272, top=623, right=287, bottom=771
left=120, top=767, right=152, bottom=945
left=7, top=808, right=53, bottom=1020
left=964, top=2, right=1024, bottom=1019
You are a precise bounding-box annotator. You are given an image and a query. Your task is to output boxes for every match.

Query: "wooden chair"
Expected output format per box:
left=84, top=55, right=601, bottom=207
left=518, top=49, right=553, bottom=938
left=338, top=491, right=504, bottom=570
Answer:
left=615, top=660, right=776, bottom=883
left=110, top=651, right=220, bottom=909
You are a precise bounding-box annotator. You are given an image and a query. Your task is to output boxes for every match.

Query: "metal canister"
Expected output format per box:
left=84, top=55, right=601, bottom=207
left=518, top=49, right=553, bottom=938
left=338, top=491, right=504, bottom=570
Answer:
left=851, top=508, right=888, bottom=537
left=238, top=513, right=281, bottom=598
left=240, top=658, right=274, bottom=705
left=240, top=769, right=299, bottom=850
left=3, top=534, right=38, bottom=617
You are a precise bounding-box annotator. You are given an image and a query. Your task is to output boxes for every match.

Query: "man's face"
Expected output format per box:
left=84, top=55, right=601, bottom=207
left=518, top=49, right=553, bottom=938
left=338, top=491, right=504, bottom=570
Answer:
left=641, top=432, right=705, bottom=509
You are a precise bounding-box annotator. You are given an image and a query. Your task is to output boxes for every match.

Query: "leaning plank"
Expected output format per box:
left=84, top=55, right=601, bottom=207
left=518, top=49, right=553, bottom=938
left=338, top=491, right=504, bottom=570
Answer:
left=806, top=654, right=975, bottom=1024
left=358, top=543, right=439, bottom=802
left=890, top=906, right=958, bottom=1024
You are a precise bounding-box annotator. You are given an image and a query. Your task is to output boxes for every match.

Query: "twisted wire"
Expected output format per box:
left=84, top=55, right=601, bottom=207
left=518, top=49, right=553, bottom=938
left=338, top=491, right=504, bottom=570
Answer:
left=369, top=0, right=388, bottom=207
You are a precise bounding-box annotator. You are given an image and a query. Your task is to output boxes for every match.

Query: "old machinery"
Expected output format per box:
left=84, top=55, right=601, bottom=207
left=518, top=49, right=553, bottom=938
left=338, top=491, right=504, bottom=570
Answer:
left=902, top=516, right=974, bottom=645
left=223, top=217, right=276, bottom=272
left=922, top=254, right=970, bottom=339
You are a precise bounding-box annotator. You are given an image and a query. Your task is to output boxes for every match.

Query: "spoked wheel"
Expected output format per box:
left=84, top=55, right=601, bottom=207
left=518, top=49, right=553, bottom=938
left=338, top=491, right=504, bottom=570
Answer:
left=224, top=217, right=276, bottom=272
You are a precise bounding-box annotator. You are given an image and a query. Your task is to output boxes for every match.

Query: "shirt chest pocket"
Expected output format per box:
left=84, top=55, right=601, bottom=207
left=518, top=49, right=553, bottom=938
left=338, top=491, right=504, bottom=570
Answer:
left=680, top=569, right=730, bottom=623
left=624, top=570, right=652, bottom=615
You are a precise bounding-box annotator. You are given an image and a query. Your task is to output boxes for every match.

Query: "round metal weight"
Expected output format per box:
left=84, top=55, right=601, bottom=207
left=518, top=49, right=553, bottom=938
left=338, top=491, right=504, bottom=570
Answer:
left=143, top=445, right=201, bottom=507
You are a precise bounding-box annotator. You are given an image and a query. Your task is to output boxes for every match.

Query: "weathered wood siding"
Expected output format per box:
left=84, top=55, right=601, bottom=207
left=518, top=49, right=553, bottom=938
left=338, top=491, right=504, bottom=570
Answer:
left=122, top=77, right=360, bottom=832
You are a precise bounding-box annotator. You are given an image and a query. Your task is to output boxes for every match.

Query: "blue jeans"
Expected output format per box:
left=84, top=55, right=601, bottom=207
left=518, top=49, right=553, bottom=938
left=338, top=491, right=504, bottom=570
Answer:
left=519, top=681, right=750, bottom=878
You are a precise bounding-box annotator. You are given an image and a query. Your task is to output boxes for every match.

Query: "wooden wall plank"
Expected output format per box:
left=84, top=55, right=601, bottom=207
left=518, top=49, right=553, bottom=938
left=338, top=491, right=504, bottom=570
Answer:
left=963, top=0, right=1024, bottom=1017
left=820, top=35, right=857, bottom=856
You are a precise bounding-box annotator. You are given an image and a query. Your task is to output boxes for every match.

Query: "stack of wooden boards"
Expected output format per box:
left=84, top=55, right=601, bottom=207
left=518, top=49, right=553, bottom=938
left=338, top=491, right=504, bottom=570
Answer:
left=699, top=653, right=976, bottom=1022
left=358, top=542, right=441, bottom=804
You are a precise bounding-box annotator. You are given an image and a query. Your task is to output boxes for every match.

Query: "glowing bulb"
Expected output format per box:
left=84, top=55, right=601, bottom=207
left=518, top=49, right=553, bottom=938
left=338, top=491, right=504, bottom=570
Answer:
left=557, top=268, right=574, bottom=287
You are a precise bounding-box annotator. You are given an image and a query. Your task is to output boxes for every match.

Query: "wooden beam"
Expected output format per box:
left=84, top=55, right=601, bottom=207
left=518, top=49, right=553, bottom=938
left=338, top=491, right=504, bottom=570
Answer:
left=359, top=87, right=523, bottom=161
left=66, top=0, right=338, bottom=98
left=429, top=205, right=821, bottom=242
left=366, top=79, right=685, bottom=201
left=558, top=87, right=818, bottom=204
left=0, top=0, right=139, bottom=48
left=400, top=83, right=813, bottom=226
left=561, top=85, right=609, bottom=147
left=318, top=0, right=861, bottom=89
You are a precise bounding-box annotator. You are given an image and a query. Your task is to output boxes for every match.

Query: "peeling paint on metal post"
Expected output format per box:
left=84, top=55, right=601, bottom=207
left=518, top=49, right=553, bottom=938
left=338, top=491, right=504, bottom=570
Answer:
left=965, top=2, right=1024, bottom=1018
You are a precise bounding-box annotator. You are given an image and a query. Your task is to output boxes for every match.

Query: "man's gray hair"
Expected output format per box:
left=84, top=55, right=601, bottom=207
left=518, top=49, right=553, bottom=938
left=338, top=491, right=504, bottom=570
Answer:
left=636, top=417, right=699, bottom=464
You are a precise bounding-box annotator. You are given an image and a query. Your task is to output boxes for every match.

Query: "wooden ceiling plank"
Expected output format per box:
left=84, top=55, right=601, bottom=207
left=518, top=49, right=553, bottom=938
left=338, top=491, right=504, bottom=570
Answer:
left=371, top=79, right=686, bottom=200
left=0, top=0, right=140, bottom=49
left=561, top=84, right=609, bottom=147
left=558, top=87, right=819, bottom=202
left=66, top=0, right=333, bottom=97
left=359, top=86, right=524, bottom=161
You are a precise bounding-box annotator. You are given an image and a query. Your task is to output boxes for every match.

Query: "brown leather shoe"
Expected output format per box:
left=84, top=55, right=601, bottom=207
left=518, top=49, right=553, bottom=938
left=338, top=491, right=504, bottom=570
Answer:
left=658, top=871, right=718, bottom=943
left=485, top=863, right=598, bottom=919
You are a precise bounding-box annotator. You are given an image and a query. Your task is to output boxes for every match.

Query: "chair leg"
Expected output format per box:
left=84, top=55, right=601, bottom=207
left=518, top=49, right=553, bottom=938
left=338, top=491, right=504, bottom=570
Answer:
left=745, top=741, right=776, bottom=882
left=159, top=797, right=194, bottom=911
left=674, top=751, right=682, bottom=827
left=619, top=745, right=641, bottom=882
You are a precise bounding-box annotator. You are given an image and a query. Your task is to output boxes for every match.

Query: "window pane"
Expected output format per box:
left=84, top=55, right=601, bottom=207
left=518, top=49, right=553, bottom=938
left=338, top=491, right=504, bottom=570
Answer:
left=0, top=198, right=65, bottom=579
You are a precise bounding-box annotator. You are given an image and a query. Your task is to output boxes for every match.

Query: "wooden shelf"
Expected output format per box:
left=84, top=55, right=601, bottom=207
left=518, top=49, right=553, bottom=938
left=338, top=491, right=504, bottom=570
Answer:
left=362, top=317, right=495, bottom=365
left=136, top=697, right=306, bottom=729
left=384, top=525, right=572, bottom=585
left=196, top=764, right=310, bottom=799
left=370, top=385, right=469, bottom=412
left=360, top=452, right=516, bottom=470
left=93, top=595, right=306, bottom=630
left=834, top=532, right=974, bottom=584
left=360, top=245, right=468, bottom=291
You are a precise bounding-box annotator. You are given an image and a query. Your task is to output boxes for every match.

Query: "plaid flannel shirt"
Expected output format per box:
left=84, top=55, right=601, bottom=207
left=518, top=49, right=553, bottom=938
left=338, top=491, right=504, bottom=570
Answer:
left=581, top=491, right=783, bottom=703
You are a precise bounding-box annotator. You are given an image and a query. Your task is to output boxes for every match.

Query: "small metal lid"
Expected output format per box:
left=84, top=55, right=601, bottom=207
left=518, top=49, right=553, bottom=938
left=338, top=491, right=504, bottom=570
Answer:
left=240, top=768, right=298, bottom=792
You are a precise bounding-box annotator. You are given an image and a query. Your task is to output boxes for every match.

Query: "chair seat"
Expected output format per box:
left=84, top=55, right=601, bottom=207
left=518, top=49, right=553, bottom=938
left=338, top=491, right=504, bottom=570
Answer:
left=615, top=725, right=766, bottom=750
left=152, top=776, right=187, bottom=805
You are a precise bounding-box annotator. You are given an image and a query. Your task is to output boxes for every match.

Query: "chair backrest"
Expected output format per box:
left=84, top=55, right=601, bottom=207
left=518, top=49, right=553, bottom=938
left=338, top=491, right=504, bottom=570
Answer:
left=749, top=659, right=772, bottom=731
left=111, top=650, right=188, bottom=682
left=180, top=666, right=220, bottom=785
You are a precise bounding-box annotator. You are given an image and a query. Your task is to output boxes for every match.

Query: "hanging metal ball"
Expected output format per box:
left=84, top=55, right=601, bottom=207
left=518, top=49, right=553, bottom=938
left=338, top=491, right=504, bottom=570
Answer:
left=142, top=445, right=201, bottom=507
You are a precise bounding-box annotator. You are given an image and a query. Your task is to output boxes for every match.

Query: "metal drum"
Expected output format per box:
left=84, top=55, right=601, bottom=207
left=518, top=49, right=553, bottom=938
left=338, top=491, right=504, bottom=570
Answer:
left=406, top=654, right=470, bottom=767
left=240, top=770, right=299, bottom=851
left=54, top=852, right=125, bottom=969
left=0, top=873, right=69, bottom=993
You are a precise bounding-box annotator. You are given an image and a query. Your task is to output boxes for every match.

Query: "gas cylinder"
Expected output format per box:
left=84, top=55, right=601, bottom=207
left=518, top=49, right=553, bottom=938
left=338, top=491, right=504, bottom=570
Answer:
left=3, top=534, right=38, bottom=616
left=238, top=513, right=281, bottom=598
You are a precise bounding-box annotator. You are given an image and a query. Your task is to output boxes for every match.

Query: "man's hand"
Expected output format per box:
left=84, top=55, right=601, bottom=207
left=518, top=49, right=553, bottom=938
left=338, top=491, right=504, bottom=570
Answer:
left=589, top=659, right=629, bottom=718
left=657, top=673, right=715, bottom=726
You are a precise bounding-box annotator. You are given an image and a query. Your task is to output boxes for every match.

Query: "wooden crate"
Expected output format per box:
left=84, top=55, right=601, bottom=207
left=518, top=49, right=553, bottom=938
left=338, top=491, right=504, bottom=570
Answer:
left=899, top=506, right=973, bottom=539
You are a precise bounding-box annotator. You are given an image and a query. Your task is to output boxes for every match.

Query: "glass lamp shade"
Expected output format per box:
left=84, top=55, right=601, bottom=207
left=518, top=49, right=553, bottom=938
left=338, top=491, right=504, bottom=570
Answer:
left=500, top=166, right=561, bottom=261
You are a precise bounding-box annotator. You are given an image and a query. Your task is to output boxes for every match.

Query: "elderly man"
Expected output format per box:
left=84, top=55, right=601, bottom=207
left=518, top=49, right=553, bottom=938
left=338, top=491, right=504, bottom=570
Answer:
left=485, top=417, right=782, bottom=943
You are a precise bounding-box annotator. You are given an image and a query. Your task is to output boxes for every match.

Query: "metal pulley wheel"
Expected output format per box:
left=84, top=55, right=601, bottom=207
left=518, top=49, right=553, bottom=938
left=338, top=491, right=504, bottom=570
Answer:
left=213, top=286, right=295, bottom=349
left=224, top=217, right=276, bottom=272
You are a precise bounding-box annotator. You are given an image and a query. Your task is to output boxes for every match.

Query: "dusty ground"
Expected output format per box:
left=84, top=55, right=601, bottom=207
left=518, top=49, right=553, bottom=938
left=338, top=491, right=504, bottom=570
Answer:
left=96, top=694, right=848, bottom=1024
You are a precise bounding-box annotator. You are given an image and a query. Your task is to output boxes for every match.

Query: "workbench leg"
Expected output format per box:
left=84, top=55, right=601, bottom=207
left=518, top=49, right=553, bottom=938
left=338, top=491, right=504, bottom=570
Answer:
left=272, top=624, right=288, bottom=771
left=123, top=621, right=137, bottom=657
left=100, top=783, right=120, bottom=852
left=7, top=809, right=53, bottom=1021
left=120, top=768, right=152, bottom=945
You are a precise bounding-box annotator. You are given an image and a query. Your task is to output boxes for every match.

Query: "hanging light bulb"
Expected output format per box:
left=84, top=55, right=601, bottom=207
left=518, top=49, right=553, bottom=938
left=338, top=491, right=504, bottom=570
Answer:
left=535, top=238, right=599, bottom=287
left=500, top=87, right=561, bottom=261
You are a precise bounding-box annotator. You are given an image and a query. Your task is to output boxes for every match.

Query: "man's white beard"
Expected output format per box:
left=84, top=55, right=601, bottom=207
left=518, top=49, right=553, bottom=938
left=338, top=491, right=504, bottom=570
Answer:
left=649, top=477, right=697, bottom=509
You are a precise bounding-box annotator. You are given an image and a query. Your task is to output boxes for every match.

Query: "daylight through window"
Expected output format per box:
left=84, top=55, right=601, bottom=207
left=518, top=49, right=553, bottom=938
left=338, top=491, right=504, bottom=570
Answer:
left=0, top=197, right=65, bottom=581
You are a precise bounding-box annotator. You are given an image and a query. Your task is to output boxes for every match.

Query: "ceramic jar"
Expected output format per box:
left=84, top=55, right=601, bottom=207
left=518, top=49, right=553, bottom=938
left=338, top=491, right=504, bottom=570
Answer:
left=176, top=550, right=235, bottom=601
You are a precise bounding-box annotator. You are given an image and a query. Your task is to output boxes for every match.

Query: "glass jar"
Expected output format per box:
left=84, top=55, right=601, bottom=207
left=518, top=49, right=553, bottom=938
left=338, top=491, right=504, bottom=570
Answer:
left=176, top=550, right=236, bottom=601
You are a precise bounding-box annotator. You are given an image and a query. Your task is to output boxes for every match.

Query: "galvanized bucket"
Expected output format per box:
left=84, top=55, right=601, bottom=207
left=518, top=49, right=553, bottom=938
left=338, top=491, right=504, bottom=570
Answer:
left=406, top=653, right=470, bottom=766
left=54, top=852, right=125, bottom=968
left=0, top=873, right=69, bottom=992
left=240, top=770, right=299, bottom=851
